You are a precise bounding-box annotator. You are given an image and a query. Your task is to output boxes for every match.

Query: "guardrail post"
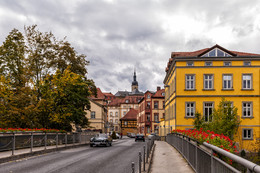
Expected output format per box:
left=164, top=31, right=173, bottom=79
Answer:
left=30, top=132, right=33, bottom=153
left=139, top=151, right=141, bottom=173
left=65, top=133, right=67, bottom=147
left=143, top=145, right=146, bottom=171
left=12, top=133, right=15, bottom=155
left=146, top=142, right=149, bottom=163
left=131, top=162, right=135, bottom=173
left=44, top=132, right=47, bottom=150
left=56, top=133, right=58, bottom=148
left=73, top=133, right=75, bottom=145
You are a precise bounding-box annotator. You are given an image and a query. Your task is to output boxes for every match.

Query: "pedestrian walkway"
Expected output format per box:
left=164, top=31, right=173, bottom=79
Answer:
left=150, top=141, right=194, bottom=173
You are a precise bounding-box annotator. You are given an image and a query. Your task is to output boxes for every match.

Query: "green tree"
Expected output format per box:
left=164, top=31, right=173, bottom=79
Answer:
left=193, top=98, right=240, bottom=140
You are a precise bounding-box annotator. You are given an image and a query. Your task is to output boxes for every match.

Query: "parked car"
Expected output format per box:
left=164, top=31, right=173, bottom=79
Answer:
left=135, top=134, right=145, bottom=142
left=90, top=133, right=112, bottom=147
left=127, top=132, right=136, bottom=138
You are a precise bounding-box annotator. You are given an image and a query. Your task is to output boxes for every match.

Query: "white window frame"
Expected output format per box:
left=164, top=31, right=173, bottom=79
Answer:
left=242, top=102, right=253, bottom=118
left=185, top=74, right=195, bottom=90
left=204, top=74, right=214, bottom=89
left=242, top=74, right=252, bottom=89
left=222, top=74, right=233, bottom=89
left=243, top=61, right=251, bottom=66
left=224, top=61, right=231, bottom=66
left=154, top=113, right=159, bottom=122
left=204, top=102, right=214, bottom=122
left=186, top=61, right=194, bottom=66
left=185, top=102, right=195, bottom=118
left=91, top=111, right=95, bottom=119
left=115, top=112, right=118, bottom=117
left=242, top=128, right=253, bottom=140
left=110, top=112, right=113, bottom=117
left=205, top=61, right=212, bottom=66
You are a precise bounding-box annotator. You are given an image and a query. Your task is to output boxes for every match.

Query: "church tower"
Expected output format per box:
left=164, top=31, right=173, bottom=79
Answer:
left=131, top=70, right=138, bottom=92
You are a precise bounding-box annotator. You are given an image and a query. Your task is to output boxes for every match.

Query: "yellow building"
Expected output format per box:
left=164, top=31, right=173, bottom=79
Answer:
left=162, top=44, right=260, bottom=151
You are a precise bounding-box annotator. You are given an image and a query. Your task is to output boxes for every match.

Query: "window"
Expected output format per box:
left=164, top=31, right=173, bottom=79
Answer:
left=185, top=74, right=195, bottom=90
left=242, top=102, right=253, bottom=117
left=123, top=111, right=126, bottom=115
left=224, top=61, right=231, bottom=66
left=91, top=111, right=95, bottom=119
left=110, top=112, right=113, bottom=117
left=115, top=126, right=118, bottom=131
left=154, top=113, right=159, bottom=122
left=204, top=102, right=214, bottom=122
left=115, top=112, right=118, bottom=117
left=187, top=61, right=194, bottom=66
left=202, top=48, right=231, bottom=57
left=147, top=102, right=150, bottom=109
left=223, top=74, right=233, bottom=89
left=185, top=102, right=195, bottom=117
left=147, top=114, right=150, bottom=121
left=162, top=92, right=165, bottom=96
left=147, top=127, right=150, bottom=133
left=244, top=61, right=251, bottom=66
left=204, top=74, right=214, bottom=89
left=242, top=74, right=252, bottom=89
left=243, top=129, right=253, bottom=140
left=147, top=94, right=150, bottom=99
left=115, top=119, right=118, bottom=124
left=154, top=101, right=159, bottom=109
left=110, top=119, right=113, bottom=123
left=205, top=61, right=212, bottom=66
left=124, top=121, right=127, bottom=126
left=125, top=99, right=129, bottom=103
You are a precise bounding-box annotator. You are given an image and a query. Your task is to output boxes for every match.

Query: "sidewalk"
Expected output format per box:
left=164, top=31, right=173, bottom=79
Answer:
left=150, top=141, right=194, bottom=173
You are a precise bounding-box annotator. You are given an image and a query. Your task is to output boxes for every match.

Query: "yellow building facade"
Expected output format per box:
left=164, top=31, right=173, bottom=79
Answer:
left=162, top=45, right=260, bottom=151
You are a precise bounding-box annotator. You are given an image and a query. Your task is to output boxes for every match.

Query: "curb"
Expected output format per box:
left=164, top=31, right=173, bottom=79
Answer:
left=147, top=143, right=156, bottom=173
left=0, top=143, right=88, bottom=164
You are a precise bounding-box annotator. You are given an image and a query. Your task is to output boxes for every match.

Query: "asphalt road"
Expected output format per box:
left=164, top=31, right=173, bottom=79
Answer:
left=0, top=137, right=146, bottom=173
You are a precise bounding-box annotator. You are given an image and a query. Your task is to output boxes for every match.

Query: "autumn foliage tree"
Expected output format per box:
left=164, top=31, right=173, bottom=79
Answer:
left=0, top=26, right=96, bottom=131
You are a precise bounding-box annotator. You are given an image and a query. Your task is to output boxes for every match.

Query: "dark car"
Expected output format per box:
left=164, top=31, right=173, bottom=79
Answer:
left=135, top=134, right=145, bottom=142
left=90, top=133, right=112, bottom=147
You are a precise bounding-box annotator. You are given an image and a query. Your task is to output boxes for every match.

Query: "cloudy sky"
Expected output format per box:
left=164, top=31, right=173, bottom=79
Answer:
left=1, top=0, right=260, bottom=94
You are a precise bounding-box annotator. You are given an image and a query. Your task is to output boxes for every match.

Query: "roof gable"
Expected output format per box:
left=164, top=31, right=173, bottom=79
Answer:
left=198, top=44, right=236, bottom=57
left=120, top=108, right=138, bottom=120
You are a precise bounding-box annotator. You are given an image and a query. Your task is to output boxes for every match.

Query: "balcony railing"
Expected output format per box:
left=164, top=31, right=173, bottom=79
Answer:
left=166, top=133, right=260, bottom=173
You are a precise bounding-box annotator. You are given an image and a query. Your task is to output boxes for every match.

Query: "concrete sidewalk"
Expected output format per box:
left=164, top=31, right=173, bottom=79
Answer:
left=150, top=141, right=194, bottom=173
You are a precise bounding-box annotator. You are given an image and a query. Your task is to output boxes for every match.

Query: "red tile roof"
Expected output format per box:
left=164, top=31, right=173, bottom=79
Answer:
left=108, top=97, right=124, bottom=106
left=91, top=88, right=105, bottom=100
left=152, top=89, right=165, bottom=98
left=103, top=92, right=114, bottom=97
left=120, top=108, right=138, bottom=120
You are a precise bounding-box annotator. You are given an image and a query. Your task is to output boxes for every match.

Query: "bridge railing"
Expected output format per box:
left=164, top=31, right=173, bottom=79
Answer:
left=0, top=132, right=96, bottom=155
left=166, top=133, right=260, bottom=173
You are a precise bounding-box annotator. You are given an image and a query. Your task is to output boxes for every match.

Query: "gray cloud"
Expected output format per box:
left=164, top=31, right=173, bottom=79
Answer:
left=1, top=0, right=260, bottom=94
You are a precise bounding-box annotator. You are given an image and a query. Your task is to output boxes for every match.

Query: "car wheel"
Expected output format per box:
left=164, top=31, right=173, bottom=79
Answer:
left=90, top=144, right=93, bottom=147
left=110, top=142, right=112, bottom=146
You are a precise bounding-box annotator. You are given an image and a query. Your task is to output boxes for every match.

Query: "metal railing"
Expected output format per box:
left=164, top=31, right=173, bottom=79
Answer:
left=166, top=133, right=260, bottom=173
left=131, top=136, right=155, bottom=173
left=0, top=132, right=96, bottom=155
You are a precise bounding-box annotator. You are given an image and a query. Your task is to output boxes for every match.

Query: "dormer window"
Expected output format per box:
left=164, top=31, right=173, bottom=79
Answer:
left=125, top=99, right=129, bottom=103
left=162, top=92, right=165, bottom=96
left=202, top=48, right=231, bottom=57
left=205, top=61, right=212, bottom=66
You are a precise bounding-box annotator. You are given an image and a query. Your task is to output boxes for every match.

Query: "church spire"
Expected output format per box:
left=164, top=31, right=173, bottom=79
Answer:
left=131, top=69, right=138, bottom=92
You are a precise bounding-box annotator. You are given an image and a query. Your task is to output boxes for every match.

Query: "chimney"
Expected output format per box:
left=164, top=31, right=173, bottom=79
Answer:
left=157, top=86, right=161, bottom=91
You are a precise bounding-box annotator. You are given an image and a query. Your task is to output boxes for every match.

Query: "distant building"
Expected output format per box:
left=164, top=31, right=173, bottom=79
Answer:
left=85, top=88, right=108, bottom=133
left=137, top=87, right=165, bottom=136
left=120, top=108, right=139, bottom=136
left=107, top=70, right=144, bottom=133
left=115, top=70, right=144, bottom=97
left=162, top=44, right=260, bottom=151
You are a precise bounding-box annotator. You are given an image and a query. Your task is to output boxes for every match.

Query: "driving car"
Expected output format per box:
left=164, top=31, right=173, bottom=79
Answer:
left=90, top=133, right=112, bottom=147
left=135, top=134, right=145, bottom=142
